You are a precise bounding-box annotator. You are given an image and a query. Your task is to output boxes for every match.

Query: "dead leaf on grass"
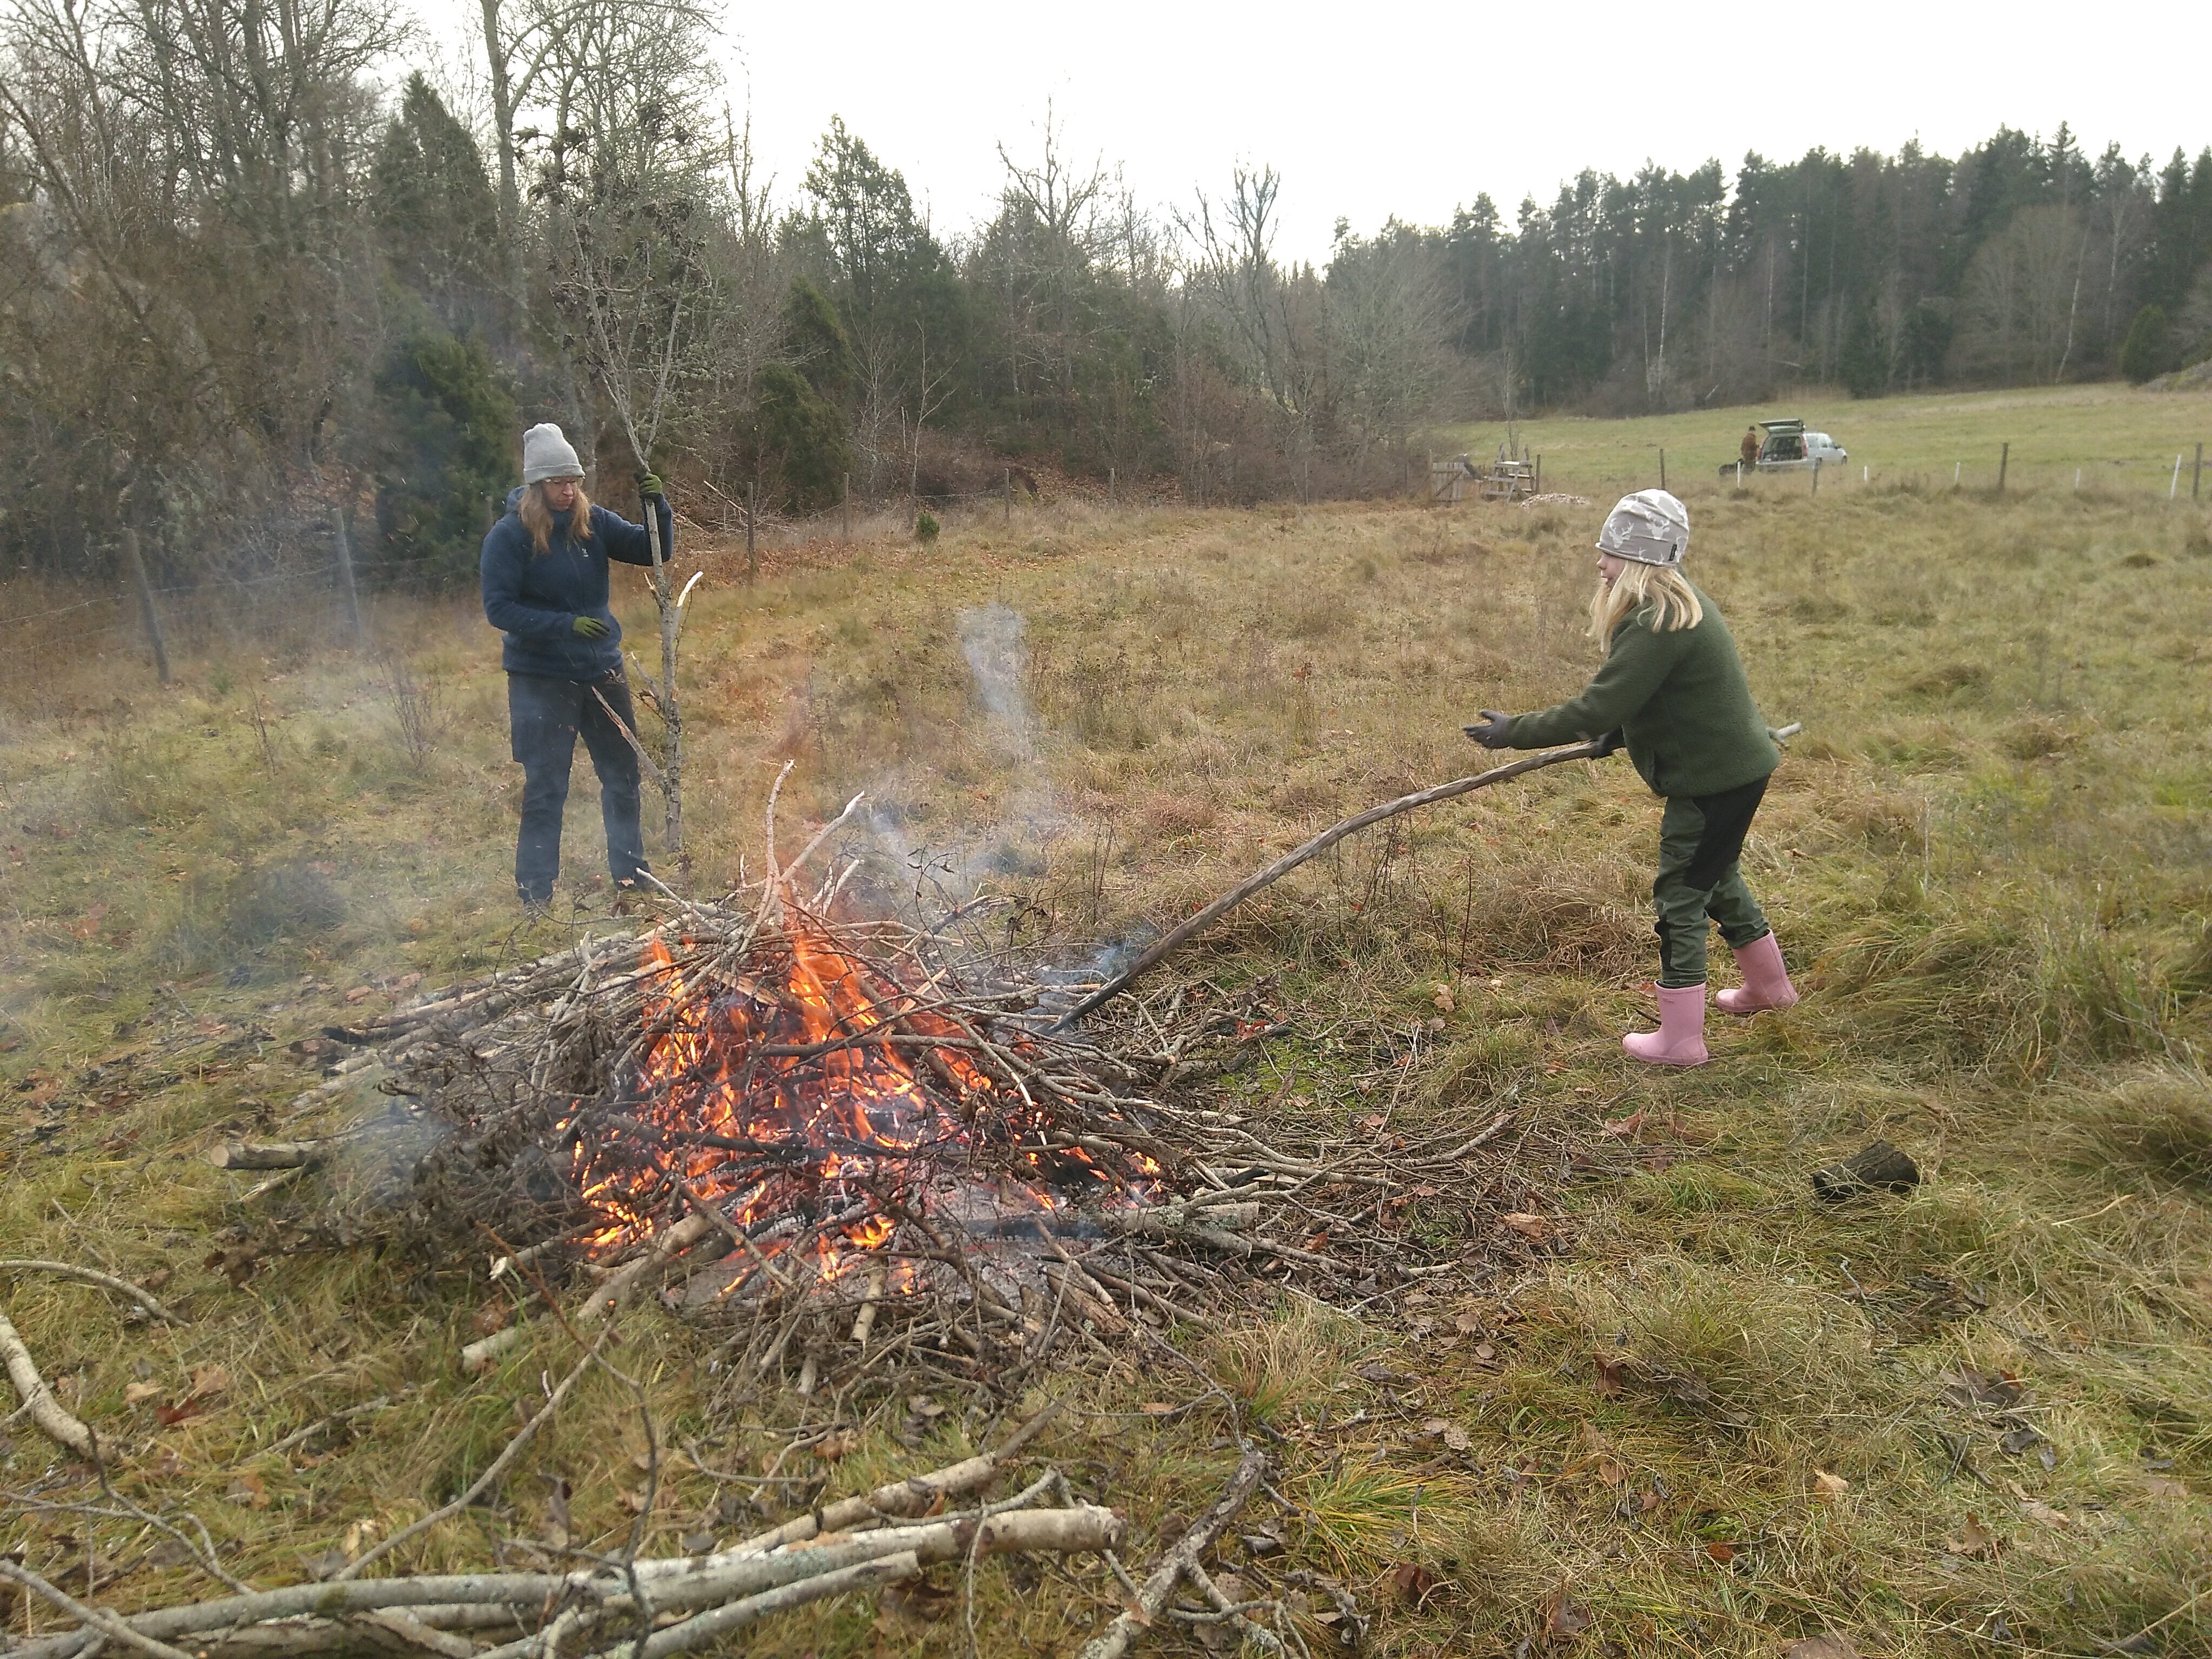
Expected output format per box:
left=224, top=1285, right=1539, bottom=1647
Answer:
left=1705, top=1542, right=1739, bottom=1564
left=224, top=1472, right=269, bottom=1509
left=1432, top=983, right=1457, bottom=1014
left=123, top=1381, right=162, bottom=1406
left=1945, top=1513, right=1997, bottom=1556
left=190, top=1365, right=230, bottom=1398
left=1595, top=1457, right=1626, bottom=1486
left=1544, top=1589, right=1590, bottom=1639
left=1592, top=1353, right=1628, bottom=1398
left=1452, top=1309, right=1485, bottom=1336
left=1941, top=1367, right=2025, bottom=1410
left=1385, top=1562, right=1436, bottom=1606
left=873, top=1577, right=955, bottom=1635
left=1501, top=1212, right=1549, bottom=1241
left=812, top=1429, right=858, bottom=1461
left=1781, top=1635, right=1859, bottom=1659
left=1444, top=1423, right=1471, bottom=1452
left=2141, top=1474, right=2190, bottom=1500
left=1811, top=1469, right=1849, bottom=1500
left=1601, top=1110, right=1644, bottom=1138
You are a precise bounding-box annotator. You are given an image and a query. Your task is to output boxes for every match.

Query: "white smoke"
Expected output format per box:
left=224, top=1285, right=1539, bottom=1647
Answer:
left=957, top=602, right=1034, bottom=758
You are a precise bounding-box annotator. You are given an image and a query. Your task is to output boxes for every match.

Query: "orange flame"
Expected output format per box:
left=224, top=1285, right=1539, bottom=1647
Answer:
left=570, top=904, right=1156, bottom=1294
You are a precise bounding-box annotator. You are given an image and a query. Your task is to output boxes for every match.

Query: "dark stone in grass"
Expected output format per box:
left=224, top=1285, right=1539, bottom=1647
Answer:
left=1811, top=1139, right=1920, bottom=1199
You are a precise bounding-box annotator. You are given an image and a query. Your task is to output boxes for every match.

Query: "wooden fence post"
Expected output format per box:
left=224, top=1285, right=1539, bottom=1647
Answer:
left=1003, top=466, right=1011, bottom=525
left=746, top=479, right=758, bottom=583
left=120, top=527, right=171, bottom=687
left=840, top=473, right=851, bottom=542
left=1534, top=455, right=1542, bottom=495
left=1997, top=442, right=2009, bottom=493
left=1658, top=448, right=1667, bottom=491
left=2194, top=442, right=2203, bottom=502
left=1108, top=465, right=1116, bottom=507
left=332, top=505, right=365, bottom=643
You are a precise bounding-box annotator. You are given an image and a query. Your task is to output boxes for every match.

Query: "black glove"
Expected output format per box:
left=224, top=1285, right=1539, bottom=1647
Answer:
left=635, top=471, right=665, bottom=502
left=572, top=615, right=611, bottom=640
left=1464, top=711, right=1514, bottom=750
left=1591, top=729, right=1624, bottom=757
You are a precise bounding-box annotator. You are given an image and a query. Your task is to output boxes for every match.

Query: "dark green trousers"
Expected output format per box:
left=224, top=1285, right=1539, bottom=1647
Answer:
left=1654, top=775, right=1772, bottom=988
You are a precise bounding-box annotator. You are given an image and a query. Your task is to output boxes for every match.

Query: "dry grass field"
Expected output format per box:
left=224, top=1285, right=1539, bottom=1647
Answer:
left=3, top=409, right=2211, bottom=1656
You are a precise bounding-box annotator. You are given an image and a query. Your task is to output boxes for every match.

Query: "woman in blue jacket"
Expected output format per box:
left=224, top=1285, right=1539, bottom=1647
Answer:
left=479, top=423, right=674, bottom=911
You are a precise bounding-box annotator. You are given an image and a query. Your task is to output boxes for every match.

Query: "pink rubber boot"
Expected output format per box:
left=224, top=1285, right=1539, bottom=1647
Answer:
left=1716, top=932, right=1799, bottom=1016
left=1623, top=984, right=1709, bottom=1067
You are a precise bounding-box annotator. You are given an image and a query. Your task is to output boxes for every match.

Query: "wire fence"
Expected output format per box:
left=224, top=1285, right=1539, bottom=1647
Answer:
left=1467, top=439, right=2211, bottom=504
left=2, top=441, right=2203, bottom=709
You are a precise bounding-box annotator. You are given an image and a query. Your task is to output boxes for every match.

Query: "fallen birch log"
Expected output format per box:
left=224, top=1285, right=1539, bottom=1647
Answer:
left=208, top=1139, right=336, bottom=1171
left=1076, top=1445, right=1269, bottom=1659
left=4, top=1501, right=1119, bottom=1659
left=732, top=1393, right=1067, bottom=1552
left=0, top=1303, right=93, bottom=1455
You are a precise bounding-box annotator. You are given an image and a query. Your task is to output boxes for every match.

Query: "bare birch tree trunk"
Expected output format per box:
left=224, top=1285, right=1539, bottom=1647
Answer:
left=643, top=501, right=683, bottom=854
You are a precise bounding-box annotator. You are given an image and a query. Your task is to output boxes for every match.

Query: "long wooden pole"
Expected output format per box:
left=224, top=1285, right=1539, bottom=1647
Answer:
left=332, top=506, right=365, bottom=643
left=643, top=491, right=682, bottom=854
left=120, top=528, right=171, bottom=686
left=1057, top=739, right=1607, bottom=1025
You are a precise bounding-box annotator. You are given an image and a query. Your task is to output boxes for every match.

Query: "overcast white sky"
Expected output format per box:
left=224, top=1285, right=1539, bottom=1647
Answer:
left=420, top=0, right=2211, bottom=265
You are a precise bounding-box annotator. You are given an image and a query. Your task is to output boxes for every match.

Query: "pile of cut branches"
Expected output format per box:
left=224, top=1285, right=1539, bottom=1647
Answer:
left=276, top=833, right=1548, bottom=1400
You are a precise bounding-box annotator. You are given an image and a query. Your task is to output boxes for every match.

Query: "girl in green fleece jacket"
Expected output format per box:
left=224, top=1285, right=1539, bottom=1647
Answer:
left=1466, top=489, right=1798, bottom=1067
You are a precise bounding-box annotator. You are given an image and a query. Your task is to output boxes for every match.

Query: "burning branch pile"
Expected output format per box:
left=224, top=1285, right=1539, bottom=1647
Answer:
left=321, top=838, right=1547, bottom=1397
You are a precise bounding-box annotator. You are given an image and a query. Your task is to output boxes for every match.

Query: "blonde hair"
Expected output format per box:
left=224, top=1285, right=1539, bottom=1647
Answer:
left=519, top=479, right=594, bottom=556
left=1589, top=561, right=1703, bottom=641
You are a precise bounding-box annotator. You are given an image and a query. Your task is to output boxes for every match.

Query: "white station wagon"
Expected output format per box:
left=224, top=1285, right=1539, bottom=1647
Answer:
left=1748, top=419, right=1846, bottom=472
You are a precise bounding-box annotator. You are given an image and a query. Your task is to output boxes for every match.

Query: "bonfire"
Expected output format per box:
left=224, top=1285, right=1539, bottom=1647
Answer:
left=284, top=779, right=1550, bottom=1397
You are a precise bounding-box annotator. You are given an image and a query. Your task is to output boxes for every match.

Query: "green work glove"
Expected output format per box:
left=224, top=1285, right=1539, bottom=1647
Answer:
left=572, top=615, right=610, bottom=640
left=1464, top=711, right=1514, bottom=751
left=635, top=472, right=665, bottom=501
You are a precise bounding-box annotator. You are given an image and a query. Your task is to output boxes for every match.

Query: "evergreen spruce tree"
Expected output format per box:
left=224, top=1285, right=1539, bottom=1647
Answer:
left=367, top=318, right=518, bottom=583
left=749, top=363, right=851, bottom=510
left=783, top=276, right=854, bottom=399
left=1840, top=299, right=1889, bottom=398
left=372, top=75, right=501, bottom=333
left=2119, top=304, right=2173, bottom=383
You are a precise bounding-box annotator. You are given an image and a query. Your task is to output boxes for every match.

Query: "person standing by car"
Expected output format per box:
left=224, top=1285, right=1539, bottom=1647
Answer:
left=1464, top=490, right=1799, bottom=1067
left=480, top=422, right=674, bottom=913
left=1740, top=426, right=1761, bottom=469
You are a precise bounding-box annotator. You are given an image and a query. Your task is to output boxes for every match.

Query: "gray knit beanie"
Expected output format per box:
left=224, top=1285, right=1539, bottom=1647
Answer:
left=1595, top=488, right=1690, bottom=567
left=521, top=423, right=584, bottom=484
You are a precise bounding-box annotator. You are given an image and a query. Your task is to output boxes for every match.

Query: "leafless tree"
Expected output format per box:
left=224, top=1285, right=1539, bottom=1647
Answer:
left=1957, top=205, right=2086, bottom=385
left=539, top=0, right=723, bottom=854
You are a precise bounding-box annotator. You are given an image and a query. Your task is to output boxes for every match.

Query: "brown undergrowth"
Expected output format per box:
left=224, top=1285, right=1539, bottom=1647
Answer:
left=0, top=474, right=2209, bottom=1656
